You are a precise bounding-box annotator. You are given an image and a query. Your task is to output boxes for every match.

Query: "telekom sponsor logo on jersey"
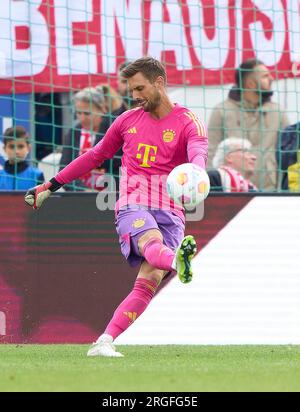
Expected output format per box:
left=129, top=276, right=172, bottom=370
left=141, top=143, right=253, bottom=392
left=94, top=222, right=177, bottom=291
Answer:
left=136, top=144, right=158, bottom=168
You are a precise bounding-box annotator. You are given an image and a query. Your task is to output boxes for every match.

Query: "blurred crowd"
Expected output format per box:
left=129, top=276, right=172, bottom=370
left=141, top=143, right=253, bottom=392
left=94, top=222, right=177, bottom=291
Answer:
left=0, top=59, right=299, bottom=193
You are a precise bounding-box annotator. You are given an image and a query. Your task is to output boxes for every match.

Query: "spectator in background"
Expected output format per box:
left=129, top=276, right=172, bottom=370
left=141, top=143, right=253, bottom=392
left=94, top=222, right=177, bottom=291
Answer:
left=117, top=61, right=131, bottom=107
left=117, top=61, right=137, bottom=110
left=277, top=122, right=300, bottom=192
left=208, top=137, right=257, bottom=192
left=0, top=126, right=44, bottom=190
left=97, top=83, right=128, bottom=124
left=59, top=87, right=108, bottom=191
left=208, top=59, right=290, bottom=191
left=103, top=83, right=127, bottom=114
left=96, top=84, right=126, bottom=186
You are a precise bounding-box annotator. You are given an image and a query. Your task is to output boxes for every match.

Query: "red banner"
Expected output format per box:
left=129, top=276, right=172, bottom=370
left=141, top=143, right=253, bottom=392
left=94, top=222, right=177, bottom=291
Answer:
left=0, top=0, right=299, bottom=94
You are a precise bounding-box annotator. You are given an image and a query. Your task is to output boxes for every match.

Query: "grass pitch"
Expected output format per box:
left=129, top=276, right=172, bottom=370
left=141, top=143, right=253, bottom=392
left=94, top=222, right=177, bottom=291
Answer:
left=1, top=345, right=300, bottom=392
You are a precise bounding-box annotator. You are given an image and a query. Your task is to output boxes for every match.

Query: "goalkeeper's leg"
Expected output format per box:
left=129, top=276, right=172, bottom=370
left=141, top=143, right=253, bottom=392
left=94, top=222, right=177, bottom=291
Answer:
left=139, top=230, right=197, bottom=284
left=87, top=261, right=164, bottom=357
left=87, top=213, right=197, bottom=357
left=87, top=236, right=197, bottom=357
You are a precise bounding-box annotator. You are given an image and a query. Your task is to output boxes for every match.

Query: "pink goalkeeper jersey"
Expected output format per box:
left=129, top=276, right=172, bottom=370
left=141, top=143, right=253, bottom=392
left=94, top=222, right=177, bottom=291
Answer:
left=55, top=104, right=208, bottom=222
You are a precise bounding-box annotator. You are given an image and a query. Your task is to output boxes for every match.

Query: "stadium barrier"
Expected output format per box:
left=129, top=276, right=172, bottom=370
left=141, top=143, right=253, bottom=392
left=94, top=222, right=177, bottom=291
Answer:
left=1, top=192, right=299, bottom=344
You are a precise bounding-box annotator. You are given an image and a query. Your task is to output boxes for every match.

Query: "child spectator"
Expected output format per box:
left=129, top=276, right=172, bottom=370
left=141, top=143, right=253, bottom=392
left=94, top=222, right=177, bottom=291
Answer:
left=0, top=126, right=44, bottom=190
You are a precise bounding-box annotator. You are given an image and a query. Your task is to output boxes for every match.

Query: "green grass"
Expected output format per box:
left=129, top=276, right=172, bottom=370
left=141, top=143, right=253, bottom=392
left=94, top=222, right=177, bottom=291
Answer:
left=1, top=345, right=300, bottom=392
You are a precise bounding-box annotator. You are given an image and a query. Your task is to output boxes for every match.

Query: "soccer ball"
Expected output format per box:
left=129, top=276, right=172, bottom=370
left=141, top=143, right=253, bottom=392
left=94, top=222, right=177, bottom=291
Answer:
left=166, top=163, right=210, bottom=209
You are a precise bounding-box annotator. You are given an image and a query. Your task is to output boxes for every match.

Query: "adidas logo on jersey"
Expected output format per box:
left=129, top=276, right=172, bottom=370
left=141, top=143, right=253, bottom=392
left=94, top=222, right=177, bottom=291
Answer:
left=127, top=127, right=137, bottom=134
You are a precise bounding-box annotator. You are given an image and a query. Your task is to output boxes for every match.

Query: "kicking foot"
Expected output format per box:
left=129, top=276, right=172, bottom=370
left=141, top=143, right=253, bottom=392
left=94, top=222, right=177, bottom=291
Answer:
left=175, top=235, right=197, bottom=284
left=87, top=334, right=124, bottom=358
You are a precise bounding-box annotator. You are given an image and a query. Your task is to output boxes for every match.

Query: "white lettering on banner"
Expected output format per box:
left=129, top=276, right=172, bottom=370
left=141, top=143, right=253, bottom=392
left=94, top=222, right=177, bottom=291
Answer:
left=249, top=0, right=285, bottom=66
left=0, top=0, right=49, bottom=78
left=0, top=1, right=300, bottom=91
left=187, top=0, right=230, bottom=69
left=147, top=0, right=192, bottom=70
left=101, top=0, right=143, bottom=73
left=286, top=0, right=300, bottom=64
left=55, top=0, right=97, bottom=75
left=0, top=311, right=6, bottom=336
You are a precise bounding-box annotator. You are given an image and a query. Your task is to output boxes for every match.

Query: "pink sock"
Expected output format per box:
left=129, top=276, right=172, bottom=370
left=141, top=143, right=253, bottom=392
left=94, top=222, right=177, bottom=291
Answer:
left=142, top=238, right=175, bottom=271
left=104, top=278, right=158, bottom=340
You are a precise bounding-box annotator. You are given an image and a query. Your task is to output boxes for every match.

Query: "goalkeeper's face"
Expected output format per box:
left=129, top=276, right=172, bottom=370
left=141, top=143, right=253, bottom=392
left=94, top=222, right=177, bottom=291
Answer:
left=128, top=72, right=163, bottom=113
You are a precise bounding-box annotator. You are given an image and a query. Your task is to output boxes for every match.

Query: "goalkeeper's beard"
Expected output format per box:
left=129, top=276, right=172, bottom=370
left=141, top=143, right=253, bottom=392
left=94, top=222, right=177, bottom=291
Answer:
left=143, top=92, right=161, bottom=112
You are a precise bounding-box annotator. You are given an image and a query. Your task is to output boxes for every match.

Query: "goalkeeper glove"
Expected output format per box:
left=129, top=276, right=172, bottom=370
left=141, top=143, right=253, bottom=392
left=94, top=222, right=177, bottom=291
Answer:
left=24, top=177, right=62, bottom=210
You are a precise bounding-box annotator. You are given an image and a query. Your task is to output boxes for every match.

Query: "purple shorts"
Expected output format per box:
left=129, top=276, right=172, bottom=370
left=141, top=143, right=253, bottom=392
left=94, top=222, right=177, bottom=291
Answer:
left=115, top=206, right=185, bottom=267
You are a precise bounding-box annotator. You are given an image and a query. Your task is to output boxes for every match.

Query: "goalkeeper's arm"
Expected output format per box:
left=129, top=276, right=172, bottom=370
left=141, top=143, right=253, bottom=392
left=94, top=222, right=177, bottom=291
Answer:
left=25, top=117, right=124, bottom=209
left=24, top=147, right=100, bottom=209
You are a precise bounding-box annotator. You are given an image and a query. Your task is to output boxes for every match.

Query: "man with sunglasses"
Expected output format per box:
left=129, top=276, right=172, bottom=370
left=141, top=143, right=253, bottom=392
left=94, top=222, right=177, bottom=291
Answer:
left=0, top=126, right=44, bottom=191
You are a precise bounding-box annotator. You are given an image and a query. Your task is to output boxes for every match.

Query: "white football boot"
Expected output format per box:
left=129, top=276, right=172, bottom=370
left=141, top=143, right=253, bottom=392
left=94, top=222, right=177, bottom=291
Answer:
left=87, top=334, right=124, bottom=358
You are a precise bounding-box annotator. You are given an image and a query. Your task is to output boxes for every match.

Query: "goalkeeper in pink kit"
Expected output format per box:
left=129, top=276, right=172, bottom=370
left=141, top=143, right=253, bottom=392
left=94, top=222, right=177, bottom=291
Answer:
left=25, top=57, right=208, bottom=357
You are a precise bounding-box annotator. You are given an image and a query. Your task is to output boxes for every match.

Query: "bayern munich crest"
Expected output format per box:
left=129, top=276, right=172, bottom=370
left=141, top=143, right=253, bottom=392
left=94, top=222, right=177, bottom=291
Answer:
left=162, top=129, right=176, bottom=143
